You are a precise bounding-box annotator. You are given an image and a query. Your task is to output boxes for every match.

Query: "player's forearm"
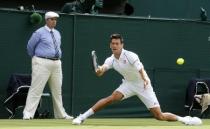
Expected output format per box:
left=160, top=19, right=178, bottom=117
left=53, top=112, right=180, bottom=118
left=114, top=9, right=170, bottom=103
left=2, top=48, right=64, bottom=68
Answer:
left=139, top=68, right=150, bottom=82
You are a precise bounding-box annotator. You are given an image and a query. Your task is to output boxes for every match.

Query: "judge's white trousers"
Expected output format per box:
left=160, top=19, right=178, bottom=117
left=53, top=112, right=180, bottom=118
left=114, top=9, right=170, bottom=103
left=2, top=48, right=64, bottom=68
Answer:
left=23, top=56, right=68, bottom=118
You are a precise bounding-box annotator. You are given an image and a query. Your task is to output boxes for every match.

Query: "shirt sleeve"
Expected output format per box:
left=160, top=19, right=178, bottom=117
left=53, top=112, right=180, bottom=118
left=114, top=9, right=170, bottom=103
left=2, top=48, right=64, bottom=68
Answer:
left=27, top=31, right=40, bottom=57
left=133, top=60, right=143, bottom=71
left=103, top=57, right=114, bottom=70
left=126, top=51, right=143, bottom=71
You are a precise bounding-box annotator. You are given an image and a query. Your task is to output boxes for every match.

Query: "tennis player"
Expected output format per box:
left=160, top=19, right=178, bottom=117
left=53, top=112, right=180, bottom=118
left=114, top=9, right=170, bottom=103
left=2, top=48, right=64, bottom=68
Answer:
left=72, top=33, right=202, bottom=125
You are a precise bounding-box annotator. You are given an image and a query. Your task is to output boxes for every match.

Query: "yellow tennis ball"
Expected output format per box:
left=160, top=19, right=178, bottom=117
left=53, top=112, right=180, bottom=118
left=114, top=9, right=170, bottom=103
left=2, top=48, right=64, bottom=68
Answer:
left=176, top=58, right=184, bottom=65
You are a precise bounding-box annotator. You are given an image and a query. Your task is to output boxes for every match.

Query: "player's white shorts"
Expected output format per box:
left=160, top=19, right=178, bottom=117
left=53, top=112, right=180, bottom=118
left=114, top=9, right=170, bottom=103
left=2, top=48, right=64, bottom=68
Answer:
left=115, top=79, right=160, bottom=109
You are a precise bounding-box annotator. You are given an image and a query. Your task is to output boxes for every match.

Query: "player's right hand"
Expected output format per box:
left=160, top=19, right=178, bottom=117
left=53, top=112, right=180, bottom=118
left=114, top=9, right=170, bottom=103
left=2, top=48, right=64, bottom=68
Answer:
left=96, top=66, right=104, bottom=76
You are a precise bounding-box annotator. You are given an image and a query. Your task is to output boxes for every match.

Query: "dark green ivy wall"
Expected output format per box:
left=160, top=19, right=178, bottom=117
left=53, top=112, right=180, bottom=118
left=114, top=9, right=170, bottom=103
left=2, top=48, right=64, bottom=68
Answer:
left=0, top=10, right=210, bottom=118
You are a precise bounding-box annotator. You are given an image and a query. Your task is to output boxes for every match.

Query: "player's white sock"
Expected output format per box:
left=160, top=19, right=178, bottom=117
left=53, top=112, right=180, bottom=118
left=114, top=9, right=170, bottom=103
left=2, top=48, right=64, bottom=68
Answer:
left=81, top=108, right=94, bottom=120
left=176, top=116, right=186, bottom=123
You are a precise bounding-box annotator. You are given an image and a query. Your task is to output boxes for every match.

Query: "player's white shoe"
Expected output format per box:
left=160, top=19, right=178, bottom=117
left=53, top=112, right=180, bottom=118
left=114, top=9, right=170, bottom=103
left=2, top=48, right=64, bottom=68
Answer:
left=190, top=117, right=202, bottom=125
left=183, top=116, right=202, bottom=125
left=72, top=115, right=85, bottom=125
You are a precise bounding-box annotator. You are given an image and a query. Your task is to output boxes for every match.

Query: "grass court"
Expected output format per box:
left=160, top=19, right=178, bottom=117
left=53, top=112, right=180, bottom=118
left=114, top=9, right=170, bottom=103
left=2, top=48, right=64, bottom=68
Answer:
left=0, top=118, right=209, bottom=129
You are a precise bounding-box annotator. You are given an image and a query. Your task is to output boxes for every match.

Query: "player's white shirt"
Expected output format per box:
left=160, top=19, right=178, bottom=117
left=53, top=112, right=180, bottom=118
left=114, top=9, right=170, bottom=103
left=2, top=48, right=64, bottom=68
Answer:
left=103, top=49, right=159, bottom=108
left=103, top=49, right=144, bottom=82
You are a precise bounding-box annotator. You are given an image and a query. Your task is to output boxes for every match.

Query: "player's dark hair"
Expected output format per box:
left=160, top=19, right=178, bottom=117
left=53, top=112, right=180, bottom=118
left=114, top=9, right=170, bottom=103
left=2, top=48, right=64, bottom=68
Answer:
left=110, top=33, right=124, bottom=43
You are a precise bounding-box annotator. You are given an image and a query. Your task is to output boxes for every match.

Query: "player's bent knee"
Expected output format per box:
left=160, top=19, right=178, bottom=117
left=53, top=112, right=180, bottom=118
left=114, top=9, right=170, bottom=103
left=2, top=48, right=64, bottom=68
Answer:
left=106, top=95, right=120, bottom=103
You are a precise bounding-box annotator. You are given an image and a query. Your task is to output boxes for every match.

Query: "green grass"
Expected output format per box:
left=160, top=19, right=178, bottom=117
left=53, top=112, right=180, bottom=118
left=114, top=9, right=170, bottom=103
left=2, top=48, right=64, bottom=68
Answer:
left=0, top=118, right=209, bottom=129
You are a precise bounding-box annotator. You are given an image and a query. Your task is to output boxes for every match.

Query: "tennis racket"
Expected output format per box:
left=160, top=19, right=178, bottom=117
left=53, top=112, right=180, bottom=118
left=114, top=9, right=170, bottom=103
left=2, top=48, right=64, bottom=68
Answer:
left=91, top=50, right=99, bottom=72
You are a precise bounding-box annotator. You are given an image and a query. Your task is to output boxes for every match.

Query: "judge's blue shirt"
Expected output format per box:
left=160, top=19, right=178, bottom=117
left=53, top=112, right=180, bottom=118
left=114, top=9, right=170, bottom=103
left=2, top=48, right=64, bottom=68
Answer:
left=27, top=25, right=62, bottom=58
